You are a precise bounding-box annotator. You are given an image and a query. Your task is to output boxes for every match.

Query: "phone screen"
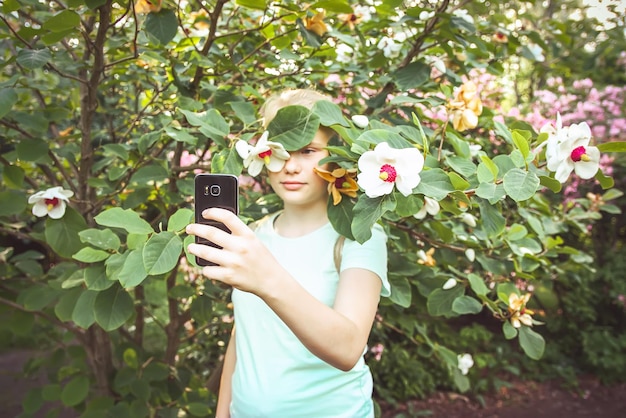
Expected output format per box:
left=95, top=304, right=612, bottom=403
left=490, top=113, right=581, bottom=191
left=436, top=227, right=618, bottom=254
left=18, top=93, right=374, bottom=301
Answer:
left=194, top=174, right=239, bottom=266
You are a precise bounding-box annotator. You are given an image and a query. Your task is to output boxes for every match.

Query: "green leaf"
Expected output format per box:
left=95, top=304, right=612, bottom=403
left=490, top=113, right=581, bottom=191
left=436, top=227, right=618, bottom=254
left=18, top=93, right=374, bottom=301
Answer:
left=2, top=0, right=20, bottom=13
left=143, top=231, right=183, bottom=275
left=168, top=208, right=193, bottom=232
left=144, top=9, right=178, bottom=45
left=0, top=190, right=27, bottom=216
left=452, top=296, right=483, bottom=314
left=327, top=197, right=355, bottom=240
left=22, top=285, right=58, bottom=311
left=597, top=141, right=626, bottom=152
left=351, top=195, right=395, bottom=244
left=95, top=208, right=154, bottom=234
left=479, top=155, right=499, bottom=181
left=94, top=285, right=134, bottom=331
left=427, top=286, right=465, bottom=317
left=85, top=0, right=107, bottom=9
left=129, top=164, right=169, bottom=184
left=72, top=290, right=98, bottom=329
left=84, top=265, right=114, bottom=291
left=236, top=0, right=268, bottom=10
left=229, top=101, right=257, bottom=125
left=503, top=321, right=518, bottom=339
left=79, top=228, right=121, bottom=251
left=511, top=130, right=531, bottom=161
left=478, top=200, right=506, bottom=238
left=61, top=376, right=89, bottom=407
left=393, top=61, right=431, bottom=90
left=0, top=88, right=17, bottom=118
left=123, top=348, right=139, bottom=369
left=42, top=10, right=80, bottom=32
left=448, top=172, right=470, bottom=190
left=267, top=106, right=320, bottom=151
left=16, top=48, right=51, bottom=70
left=54, top=288, right=82, bottom=322
left=190, top=294, right=213, bottom=324
left=313, top=100, right=350, bottom=127
left=73, top=247, right=110, bottom=263
left=539, top=175, right=562, bottom=193
left=503, top=168, right=540, bottom=202
left=16, top=139, right=49, bottom=161
left=518, top=326, right=545, bottom=360
left=180, top=109, right=230, bottom=146
left=118, top=249, right=148, bottom=288
left=467, top=273, right=488, bottom=296
left=388, top=277, right=411, bottom=308
left=164, top=126, right=197, bottom=144
left=594, top=170, right=614, bottom=189
left=415, top=169, right=455, bottom=200
left=355, top=129, right=413, bottom=149
left=447, top=156, right=476, bottom=178
left=45, top=207, right=88, bottom=258
left=187, top=402, right=211, bottom=417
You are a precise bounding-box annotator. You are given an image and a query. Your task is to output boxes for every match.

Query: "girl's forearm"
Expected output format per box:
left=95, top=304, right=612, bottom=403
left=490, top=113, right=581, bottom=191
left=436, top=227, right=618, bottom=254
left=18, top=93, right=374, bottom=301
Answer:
left=260, top=268, right=381, bottom=371
left=216, top=327, right=236, bottom=418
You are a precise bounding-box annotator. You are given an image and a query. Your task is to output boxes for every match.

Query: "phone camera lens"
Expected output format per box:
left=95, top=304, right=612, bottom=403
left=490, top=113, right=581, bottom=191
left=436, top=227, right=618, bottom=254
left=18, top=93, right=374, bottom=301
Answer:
left=210, top=185, right=221, bottom=196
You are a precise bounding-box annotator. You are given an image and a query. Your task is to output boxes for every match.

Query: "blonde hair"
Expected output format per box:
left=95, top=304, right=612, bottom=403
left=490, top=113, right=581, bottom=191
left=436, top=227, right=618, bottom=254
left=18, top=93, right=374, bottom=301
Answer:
left=260, top=89, right=333, bottom=128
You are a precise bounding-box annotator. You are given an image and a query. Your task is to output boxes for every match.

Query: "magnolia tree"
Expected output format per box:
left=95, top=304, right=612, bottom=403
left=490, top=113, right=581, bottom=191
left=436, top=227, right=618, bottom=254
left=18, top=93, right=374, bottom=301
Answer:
left=1, top=0, right=625, bottom=415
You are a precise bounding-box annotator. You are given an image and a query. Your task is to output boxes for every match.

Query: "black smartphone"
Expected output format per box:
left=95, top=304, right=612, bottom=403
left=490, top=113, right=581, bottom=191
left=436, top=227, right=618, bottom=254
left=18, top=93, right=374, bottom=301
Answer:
left=194, top=173, right=239, bottom=266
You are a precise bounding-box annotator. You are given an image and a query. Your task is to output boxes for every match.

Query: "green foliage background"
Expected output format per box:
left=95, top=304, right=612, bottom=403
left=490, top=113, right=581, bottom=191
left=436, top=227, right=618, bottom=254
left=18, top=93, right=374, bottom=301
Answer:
left=1, top=0, right=625, bottom=416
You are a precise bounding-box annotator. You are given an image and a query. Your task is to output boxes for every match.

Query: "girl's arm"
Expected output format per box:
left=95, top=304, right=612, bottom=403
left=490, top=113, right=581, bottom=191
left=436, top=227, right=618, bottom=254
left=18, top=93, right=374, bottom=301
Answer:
left=216, top=326, right=236, bottom=418
left=186, top=209, right=382, bottom=371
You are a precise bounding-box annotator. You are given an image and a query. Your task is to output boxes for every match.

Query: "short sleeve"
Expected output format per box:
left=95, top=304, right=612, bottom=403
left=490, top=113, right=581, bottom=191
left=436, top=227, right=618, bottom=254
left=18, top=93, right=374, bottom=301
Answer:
left=340, top=223, right=390, bottom=297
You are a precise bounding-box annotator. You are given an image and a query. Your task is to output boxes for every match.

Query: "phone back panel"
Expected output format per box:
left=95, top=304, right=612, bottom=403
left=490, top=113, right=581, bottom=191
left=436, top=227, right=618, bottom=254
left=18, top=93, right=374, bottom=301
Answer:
left=194, top=174, right=239, bottom=266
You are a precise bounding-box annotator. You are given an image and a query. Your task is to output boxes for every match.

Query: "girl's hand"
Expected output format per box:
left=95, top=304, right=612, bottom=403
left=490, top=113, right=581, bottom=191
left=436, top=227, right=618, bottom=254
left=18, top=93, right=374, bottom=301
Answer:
left=186, top=208, right=281, bottom=295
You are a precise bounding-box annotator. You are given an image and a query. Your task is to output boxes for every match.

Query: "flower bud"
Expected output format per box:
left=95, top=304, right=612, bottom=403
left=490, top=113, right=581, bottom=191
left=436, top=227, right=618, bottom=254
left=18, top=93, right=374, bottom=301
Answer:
left=461, top=213, right=477, bottom=227
left=465, top=248, right=476, bottom=262
left=351, top=114, right=369, bottom=129
left=443, top=278, right=457, bottom=290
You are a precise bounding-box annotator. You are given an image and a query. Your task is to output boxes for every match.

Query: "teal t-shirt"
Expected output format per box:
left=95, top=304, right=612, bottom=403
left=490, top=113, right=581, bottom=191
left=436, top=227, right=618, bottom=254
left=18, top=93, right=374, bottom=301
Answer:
left=230, top=212, right=390, bottom=418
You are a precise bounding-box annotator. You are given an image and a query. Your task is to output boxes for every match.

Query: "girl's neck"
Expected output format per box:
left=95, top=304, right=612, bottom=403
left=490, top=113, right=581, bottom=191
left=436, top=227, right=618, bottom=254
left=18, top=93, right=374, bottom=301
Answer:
left=275, top=202, right=328, bottom=238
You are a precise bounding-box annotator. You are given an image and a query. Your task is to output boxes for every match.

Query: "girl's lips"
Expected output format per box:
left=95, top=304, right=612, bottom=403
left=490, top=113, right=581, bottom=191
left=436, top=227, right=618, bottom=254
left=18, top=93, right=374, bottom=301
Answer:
left=281, top=181, right=305, bottom=191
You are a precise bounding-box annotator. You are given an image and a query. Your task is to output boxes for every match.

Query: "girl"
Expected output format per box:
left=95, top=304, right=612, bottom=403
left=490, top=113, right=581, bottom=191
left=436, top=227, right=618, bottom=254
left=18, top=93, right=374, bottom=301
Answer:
left=186, top=89, right=390, bottom=418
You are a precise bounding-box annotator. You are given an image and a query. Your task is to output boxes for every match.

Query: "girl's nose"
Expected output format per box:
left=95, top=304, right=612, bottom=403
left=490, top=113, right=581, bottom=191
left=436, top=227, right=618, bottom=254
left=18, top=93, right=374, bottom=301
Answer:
left=283, top=156, right=301, bottom=173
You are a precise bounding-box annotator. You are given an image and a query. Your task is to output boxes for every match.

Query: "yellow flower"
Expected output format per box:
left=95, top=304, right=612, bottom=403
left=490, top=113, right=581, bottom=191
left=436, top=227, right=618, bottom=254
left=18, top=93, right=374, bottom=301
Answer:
left=417, top=248, right=436, bottom=267
left=448, top=81, right=483, bottom=132
left=135, top=0, right=162, bottom=14
left=314, top=167, right=358, bottom=205
left=508, top=293, right=535, bottom=328
left=305, top=11, right=328, bottom=37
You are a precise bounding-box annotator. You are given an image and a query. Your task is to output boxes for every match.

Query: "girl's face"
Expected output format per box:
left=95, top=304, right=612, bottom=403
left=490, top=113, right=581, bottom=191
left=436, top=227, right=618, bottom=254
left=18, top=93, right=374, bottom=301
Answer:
left=267, top=130, right=331, bottom=210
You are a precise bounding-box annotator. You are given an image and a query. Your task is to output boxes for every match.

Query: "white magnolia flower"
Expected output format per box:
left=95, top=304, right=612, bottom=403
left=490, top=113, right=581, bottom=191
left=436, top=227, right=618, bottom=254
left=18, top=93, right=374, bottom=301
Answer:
left=457, top=353, right=474, bottom=375
left=29, top=186, right=73, bottom=219
left=414, top=196, right=440, bottom=219
left=377, top=36, right=402, bottom=58
left=443, top=278, right=457, bottom=290
left=357, top=142, right=424, bottom=198
left=235, top=131, right=290, bottom=177
left=419, top=10, right=435, bottom=20
left=453, top=9, right=475, bottom=25
left=335, top=43, right=354, bottom=64
left=461, top=213, right=477, bottom=227
left=353, top=5, right=372, bottom=22
left=543, top=113, right=600, bottom=183
left=351, top=114, right=369, bottom=129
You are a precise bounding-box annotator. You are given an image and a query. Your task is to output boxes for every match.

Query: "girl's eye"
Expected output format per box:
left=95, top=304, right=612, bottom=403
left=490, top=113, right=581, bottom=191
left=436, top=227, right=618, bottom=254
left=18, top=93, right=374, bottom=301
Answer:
left=301, top=148, right=316, bottom=155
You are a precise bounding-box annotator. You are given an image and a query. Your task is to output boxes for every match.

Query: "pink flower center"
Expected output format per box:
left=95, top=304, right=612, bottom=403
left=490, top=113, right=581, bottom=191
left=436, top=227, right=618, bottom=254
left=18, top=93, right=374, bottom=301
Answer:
left=379, top=164, right=397, bottom=182
left=570, top=146, right=587, bottom=162
left=334, top=177, right=346, bottom=188
left=45, top=197, right=59, bottom=207
left=258, top=149, right=272, bottom=159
